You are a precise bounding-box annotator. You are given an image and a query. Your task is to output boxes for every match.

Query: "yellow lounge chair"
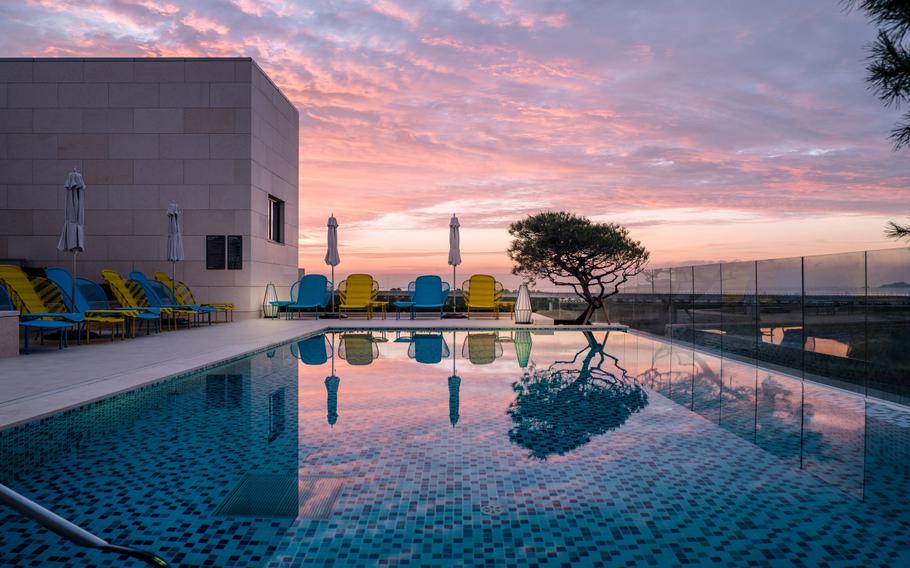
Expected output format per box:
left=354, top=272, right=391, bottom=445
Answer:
left=101, top=269, right=188, bottom=331
left=338, top=274, right=385, bottom=319
left=154, top=272, right=234, bottom=322
left=462, top=275, right=504, bottom=319
left=0, top=265, right=126, bottom=344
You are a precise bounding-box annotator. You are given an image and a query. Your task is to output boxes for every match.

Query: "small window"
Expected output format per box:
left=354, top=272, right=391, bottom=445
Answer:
left=268, top=196, right=284, bottom=243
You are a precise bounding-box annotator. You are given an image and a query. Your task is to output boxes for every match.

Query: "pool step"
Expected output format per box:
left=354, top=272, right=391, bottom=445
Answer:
left=215, top=473, right=345, bottom=520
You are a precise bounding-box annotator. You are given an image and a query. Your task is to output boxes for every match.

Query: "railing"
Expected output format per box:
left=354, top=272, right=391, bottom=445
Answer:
left=0, top=483, right=170, bottom=567
left=546, top=247, right=910, bottom=405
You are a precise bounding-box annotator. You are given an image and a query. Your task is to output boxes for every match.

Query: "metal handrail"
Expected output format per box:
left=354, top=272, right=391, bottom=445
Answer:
left=0, top=483, right=170, bottom=567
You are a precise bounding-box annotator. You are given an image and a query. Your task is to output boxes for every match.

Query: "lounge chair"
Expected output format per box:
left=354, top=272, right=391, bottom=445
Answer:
left=46, top=268, right=161, bottom=336
left=462, top=275, right=504, bottom=319
left=408, top=333, right=450, bottom=364
left=154, top=271, right=234, bottom=322
left=101, top=269, right=185, bottom=331
left=129, top=271, right=212, bottom=327
left=405, top=275, right=450, bottom=318
left=338, top=333, right=380, bottom=365
left=461, top=332, right=503, bottom=365
left=0, top=282, right=74, bottom=353
left=0, top=266, right=82, bottom=352
left=338, top=274, right=385, bottom=319
left=290, top=335, right=333, bottom=365
left=280, top=275, right=332, bottom=319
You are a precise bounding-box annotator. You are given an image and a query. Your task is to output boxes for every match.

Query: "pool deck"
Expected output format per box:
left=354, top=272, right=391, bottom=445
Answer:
left=0, top=315, right=625, bottom=429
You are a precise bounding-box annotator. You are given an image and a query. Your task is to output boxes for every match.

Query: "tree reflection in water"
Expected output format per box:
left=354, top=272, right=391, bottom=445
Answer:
left=507, top=331, right=649, bottom=460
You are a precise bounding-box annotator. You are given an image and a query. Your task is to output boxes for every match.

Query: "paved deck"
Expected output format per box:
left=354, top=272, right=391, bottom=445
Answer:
left=0, top=315, right=625, bottom=429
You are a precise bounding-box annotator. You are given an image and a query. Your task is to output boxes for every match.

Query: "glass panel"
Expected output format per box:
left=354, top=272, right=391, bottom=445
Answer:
left=668, top=343, right=695, bottom=408
left=719, top=358, right=758, bottom=440
left=756, top=256, right=803, bottom=377
left=692, top=351, right=722, bottom=423
left=755, top=369, right=803, bottom=466
left=865, top=247, right=910, bottom=403
left=803, top=251, right=867, bottom=395
left=670, top=266, right=694, bottom=342
left=692, top=264, right=722, bottom=350
left=801, top=382, right=865, bottom=498
left=721, top=261, right=757, bottom=361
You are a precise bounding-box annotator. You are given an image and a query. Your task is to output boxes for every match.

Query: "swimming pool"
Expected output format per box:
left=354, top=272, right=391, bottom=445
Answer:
left=1, top=329, right=908, bottom=566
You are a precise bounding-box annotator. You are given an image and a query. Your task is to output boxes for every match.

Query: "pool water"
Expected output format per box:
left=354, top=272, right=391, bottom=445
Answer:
left=1, top=329, right=908, bottom=566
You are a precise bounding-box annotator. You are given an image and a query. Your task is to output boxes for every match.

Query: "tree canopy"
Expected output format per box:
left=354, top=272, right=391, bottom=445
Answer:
left=507, top=211, right=649, bottom=323
left=849, top=1, right=910, bottom=148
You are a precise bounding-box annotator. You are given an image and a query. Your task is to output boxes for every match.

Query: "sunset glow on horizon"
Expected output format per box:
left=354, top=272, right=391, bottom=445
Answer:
left=4, top=0, right=910, bottom=288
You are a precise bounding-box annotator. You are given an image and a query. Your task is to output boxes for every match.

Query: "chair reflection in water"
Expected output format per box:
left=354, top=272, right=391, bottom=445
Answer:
left=338, top=333, right=381, bottom=365
left=290, top=334, right=333, bottom=365
left=461, top=332, right=504, bottom=365
left=408, top=333, right=451, bottom=364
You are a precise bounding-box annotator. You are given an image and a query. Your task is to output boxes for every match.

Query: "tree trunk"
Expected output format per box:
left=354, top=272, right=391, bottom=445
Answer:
left=571, top=297, right=603, bottom=325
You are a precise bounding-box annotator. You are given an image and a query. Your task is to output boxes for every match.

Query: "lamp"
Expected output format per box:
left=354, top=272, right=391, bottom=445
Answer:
left=262, top=281, right=278, bottom=318
left=515, top=283, right=532, bottom=324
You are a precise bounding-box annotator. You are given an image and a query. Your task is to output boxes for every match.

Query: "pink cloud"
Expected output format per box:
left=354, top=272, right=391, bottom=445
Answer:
left=1, top=0, right=908, bottom=285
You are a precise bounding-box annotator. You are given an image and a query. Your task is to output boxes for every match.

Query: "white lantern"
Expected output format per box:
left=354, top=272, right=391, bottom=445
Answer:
left=262, top=281, right=278, bottom=318
left=515, top=283, right=532, bottom=324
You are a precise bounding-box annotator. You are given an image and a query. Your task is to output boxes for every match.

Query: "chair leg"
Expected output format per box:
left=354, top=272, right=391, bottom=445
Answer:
left=23, top=327, right=29, bottom=354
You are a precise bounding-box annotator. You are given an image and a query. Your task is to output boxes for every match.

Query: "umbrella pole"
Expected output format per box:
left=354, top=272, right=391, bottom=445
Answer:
left=172, top=261, right=176, bottom=301
left=452, top=265, right=456, bottom=313
left=71, top=251, right=76, bottom=310
left=331, top=265, right=335, bottom=312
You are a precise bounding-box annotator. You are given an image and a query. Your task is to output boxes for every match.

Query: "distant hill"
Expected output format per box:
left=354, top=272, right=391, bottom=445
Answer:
left=880, top=281, right=910, bottom=289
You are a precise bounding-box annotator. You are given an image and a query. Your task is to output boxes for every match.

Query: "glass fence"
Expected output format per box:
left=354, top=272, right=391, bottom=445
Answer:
left=580, top=247, right=909, bottom=404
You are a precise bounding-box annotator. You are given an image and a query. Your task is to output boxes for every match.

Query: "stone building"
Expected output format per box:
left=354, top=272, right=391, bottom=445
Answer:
left=0, top=57, right=299, bottom=316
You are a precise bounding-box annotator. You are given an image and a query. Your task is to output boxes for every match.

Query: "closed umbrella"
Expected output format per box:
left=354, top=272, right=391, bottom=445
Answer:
left=325, top=214, right=340, bottom=313
left=448, top=330, right=460, bottom=427
left=166, top=202, right=185, bottom=300
left=444, top=214, right=465, bottom=318
left=57, top=169, right=85, bottom=306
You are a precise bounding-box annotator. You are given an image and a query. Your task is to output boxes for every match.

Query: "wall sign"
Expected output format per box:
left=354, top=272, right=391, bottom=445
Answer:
left=227, top=235, right=243, bottom=270
left=206, top=235, right=226, bottom=270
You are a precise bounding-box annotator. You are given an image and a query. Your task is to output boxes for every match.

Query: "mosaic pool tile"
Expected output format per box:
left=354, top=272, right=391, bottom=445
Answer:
left=0, top=330, right=908, bottom=567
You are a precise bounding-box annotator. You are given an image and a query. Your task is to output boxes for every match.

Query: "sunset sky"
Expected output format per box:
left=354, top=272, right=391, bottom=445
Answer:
left=2, top=0, right=909, bottom=287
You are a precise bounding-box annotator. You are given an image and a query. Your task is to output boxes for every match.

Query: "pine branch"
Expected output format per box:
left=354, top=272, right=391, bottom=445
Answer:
left=885, top=219, right=910, bottom=238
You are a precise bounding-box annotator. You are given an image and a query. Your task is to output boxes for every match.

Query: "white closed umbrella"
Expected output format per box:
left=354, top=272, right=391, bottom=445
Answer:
left=445, top=214, right=465, bottom=317
left=325, top=214, right=341, bottom=312
left=57, top=169, right=85, bottom=306
left=167, top=202, right=185, bottom=300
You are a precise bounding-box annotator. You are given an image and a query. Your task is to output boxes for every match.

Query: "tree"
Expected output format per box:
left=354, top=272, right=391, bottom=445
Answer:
left=507, top=211, right=649, bottom=324
left=847, top=1, right=910, bottom=238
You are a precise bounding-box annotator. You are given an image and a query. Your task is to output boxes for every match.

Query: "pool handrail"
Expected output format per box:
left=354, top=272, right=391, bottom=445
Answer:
left=0, top=483, right=170, bottom=567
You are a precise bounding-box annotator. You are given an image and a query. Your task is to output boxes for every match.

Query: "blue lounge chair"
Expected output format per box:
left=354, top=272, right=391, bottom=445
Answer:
left=280, top=275, right=332, bottom=319
left=408, top=333, right=450, bottom=364
left=129, top=271, right=213, bottom=326
left=46, top=268, right=161, bottom=336
left=290, top=335, right=333, bottom=364
left=405, top=275, right=450, bottom=319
